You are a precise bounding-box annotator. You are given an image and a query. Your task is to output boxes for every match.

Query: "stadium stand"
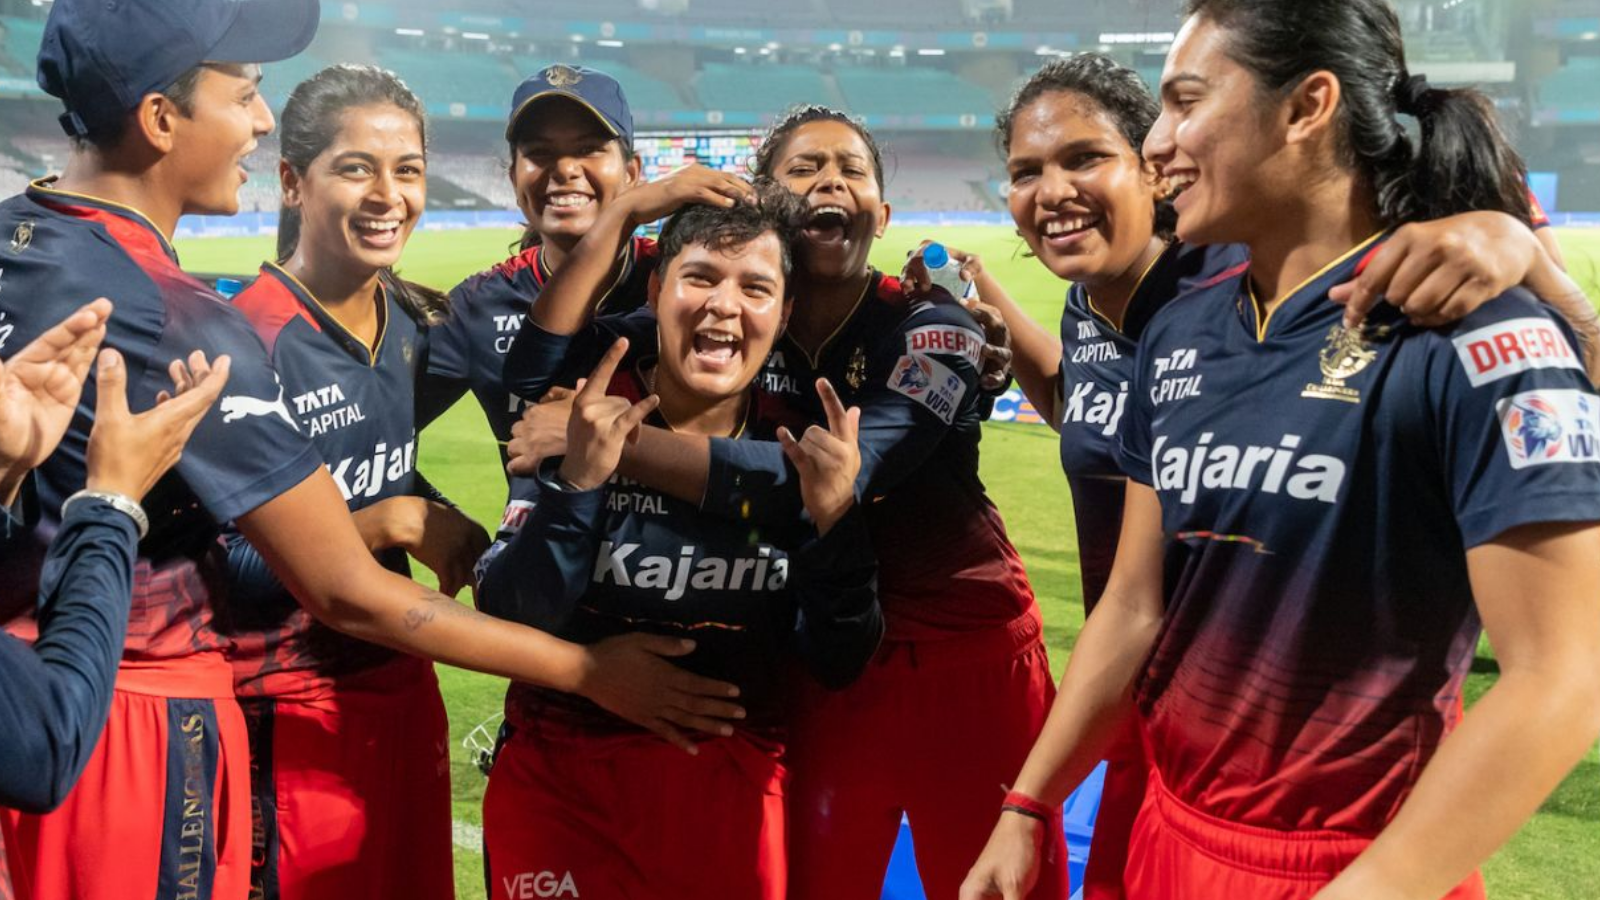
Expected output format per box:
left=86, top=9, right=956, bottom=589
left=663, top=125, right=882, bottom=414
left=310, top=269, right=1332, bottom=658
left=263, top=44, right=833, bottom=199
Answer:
left=693, top=63, right=839, bottom=114
left=835, top=67, right=996, bottom=117
left=1540, top=56, right=1600, bottom=119
left=429, top=152, right=516, bottom=210
left=884, top=154, right=1004, bottom=213
left=0, top=16, right=43, bottom=78
left=377, top=48, right=515, bottom=111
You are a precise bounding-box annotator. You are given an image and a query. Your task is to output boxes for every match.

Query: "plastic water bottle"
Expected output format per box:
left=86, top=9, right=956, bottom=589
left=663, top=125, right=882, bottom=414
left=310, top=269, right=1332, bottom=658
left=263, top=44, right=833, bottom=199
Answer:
left=921, top=243, right=975, bottom=302
left=215, top=277, right=244, bottom=300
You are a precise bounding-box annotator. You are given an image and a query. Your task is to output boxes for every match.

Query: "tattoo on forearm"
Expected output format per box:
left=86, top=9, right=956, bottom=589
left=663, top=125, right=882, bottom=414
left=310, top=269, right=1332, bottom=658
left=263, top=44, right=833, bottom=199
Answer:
left=403, top=589, right=485, bottom=632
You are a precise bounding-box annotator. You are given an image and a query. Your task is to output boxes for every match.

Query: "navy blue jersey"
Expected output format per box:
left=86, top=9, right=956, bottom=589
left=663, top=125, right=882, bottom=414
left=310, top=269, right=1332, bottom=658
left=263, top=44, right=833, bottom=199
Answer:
left=1116, top=233, right=1600, bottom=834
left=480, top=316, right=882, bottom=731
left=0, top=500, right=136, bottom=812
left=684, top=271, right=1036, bottom=641
left=1058, top=242, right=1248, bottom=610
left=0, top=182, right=320, bottom=661
left=421, top=236, right=658, bottom=472
left=223, top=263, right=424, bottom=698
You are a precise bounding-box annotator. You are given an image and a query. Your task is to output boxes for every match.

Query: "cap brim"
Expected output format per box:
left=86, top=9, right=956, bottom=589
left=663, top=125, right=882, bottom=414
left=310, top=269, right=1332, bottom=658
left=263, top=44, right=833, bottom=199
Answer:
left=504, top=90, right=622, bottom=142
left=207, top=0, right=320, bottom=65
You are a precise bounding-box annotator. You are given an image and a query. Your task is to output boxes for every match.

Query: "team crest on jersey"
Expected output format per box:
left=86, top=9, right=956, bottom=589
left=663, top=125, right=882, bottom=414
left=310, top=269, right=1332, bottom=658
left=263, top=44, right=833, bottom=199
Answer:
left=1302, top=324, right=1383, bottom=403
left=1497, top=389, right=1600, bottom=469
left=543, top=65, right=583, bottom=88
left=845, top=345, right=867, bottom=390
left=9, top=221, right=33, bottom=253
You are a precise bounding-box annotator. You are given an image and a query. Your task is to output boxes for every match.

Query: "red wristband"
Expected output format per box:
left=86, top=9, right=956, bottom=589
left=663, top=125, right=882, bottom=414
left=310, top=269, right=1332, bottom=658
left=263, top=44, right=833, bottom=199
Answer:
left=1001, top=789, right=1055, bottom=823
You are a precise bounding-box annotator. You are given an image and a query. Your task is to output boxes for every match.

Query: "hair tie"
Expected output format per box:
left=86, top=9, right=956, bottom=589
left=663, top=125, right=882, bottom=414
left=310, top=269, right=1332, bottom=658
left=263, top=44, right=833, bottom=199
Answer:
left=1395, top=73, right=1433, bottom=116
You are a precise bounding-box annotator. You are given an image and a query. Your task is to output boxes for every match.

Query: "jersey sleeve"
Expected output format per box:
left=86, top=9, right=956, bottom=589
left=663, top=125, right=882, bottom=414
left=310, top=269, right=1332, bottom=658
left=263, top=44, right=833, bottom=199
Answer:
left=145, top=303, right=321, bottom=524
left=0, top=498, right=137, bottom=812
left=1527, top=187, right=1551, bottom=230
left=704, top=303, right=988, bottom=523
left=850, top=303, right=987, bottom=499
left=1424, top=295, right=1600, bottom=546
left=476, top=462, right=606, bottom=633
left=785, top=505, right=882, bottom=690
left=416, top=284, right=473, bottom=428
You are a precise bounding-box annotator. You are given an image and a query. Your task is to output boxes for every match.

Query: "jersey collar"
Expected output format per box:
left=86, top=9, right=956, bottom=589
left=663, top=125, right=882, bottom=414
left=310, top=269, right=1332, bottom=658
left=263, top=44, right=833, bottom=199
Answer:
left=1238, top=232, right=1388, bottom=342
left=260, top=261, right=390, bottom=367
left=1067, top=241, right=1181, bottom=339
left=27, top=177, right=179, bottom=264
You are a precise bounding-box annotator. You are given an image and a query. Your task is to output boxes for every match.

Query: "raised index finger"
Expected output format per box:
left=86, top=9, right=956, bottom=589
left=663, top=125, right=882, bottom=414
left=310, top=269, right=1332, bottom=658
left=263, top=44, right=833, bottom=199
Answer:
left=581, top=338, right=630, bottom=401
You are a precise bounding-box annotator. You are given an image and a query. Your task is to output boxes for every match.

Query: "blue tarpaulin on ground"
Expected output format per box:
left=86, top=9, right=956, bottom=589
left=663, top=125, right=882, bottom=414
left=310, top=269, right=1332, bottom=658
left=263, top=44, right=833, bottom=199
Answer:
left=880, top=761, right=1107, bottom=900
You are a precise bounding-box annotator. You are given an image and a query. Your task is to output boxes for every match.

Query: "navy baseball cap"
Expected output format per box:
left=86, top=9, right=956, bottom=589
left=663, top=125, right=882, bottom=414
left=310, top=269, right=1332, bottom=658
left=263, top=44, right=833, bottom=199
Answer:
left=506, top=64, right=634, bottom=148
left=37, top=0, right=321, bottom=138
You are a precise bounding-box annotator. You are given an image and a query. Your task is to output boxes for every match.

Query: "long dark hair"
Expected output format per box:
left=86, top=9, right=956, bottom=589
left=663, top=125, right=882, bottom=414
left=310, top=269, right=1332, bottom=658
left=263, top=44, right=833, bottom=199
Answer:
left=1186, top=0, right=1532, bottom=227
left=277, top=65, right=448, bottom=323
left=998, top=54, right=1177, bottom=237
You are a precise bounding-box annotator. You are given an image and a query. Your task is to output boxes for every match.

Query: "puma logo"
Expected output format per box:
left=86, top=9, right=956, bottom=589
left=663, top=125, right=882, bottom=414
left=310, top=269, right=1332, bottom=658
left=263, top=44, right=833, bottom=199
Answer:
left=220, top=380, right=299, bottom=431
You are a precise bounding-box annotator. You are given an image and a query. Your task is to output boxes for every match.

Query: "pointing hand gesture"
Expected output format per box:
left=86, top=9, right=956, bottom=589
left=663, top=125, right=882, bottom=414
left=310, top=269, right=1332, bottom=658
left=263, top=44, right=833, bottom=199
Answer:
left=777, top=378, right=861, bottom=535
left=557, top=339, right=660, bottom=490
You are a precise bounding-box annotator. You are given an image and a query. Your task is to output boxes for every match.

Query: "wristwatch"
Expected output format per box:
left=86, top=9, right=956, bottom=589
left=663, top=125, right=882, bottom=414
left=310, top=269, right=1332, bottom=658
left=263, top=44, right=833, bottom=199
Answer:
left=61, top=489, right=149, bottom=539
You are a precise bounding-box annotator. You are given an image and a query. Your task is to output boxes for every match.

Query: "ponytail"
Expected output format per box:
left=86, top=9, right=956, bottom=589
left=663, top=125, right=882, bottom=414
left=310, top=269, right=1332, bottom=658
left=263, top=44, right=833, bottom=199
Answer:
left=1385, top=72, right=1532, bottom=225
left=1187, top=0, right=1533, bottom=227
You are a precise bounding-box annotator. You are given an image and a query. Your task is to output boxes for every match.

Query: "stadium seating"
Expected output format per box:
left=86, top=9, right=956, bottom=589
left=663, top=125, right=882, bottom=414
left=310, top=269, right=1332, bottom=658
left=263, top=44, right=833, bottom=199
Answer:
left=1539, top=57, right=1600, bottom=119
left=836, top=67, right=996, bottom=118
left=693, top=63, right=837, bottom=114
left=262, top=51, right=357, bottom=110
left=885, top=154, right=1005, bottom=213
left=0, top=16, right=43, bottom=78
left=430, top=152, right=516, bottom=210
left=379, top=48, right=517, bottom=112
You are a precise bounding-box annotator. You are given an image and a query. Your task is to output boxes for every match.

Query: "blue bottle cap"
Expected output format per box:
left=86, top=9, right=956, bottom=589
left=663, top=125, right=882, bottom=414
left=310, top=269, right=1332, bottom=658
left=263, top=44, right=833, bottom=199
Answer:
left=922, top=243, right=950, bottom=269
left=215, top=277, right=244, bottom=299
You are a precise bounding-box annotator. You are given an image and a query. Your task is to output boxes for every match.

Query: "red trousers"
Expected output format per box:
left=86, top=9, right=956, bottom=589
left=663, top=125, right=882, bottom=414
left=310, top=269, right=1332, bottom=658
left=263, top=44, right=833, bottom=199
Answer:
left=0, top=654, right=251, bottom=900
left=484, top=720, right=788, bottom=900
left=242, top=656, right=453, bottom=900
left=787, top=607, right=1069, bottom=900
left=1124, top=768, right=1487, bottom=900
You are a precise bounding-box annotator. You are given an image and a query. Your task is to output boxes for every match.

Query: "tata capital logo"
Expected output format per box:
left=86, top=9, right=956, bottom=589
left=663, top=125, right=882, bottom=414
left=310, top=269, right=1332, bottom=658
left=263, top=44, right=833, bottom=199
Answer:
left=502, top=870, right=578, bottom=898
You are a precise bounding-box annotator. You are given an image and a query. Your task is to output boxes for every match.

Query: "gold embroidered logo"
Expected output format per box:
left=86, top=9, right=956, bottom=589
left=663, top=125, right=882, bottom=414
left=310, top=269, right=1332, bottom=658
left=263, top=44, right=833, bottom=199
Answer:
left=10, top=221, right=33, bottom=253
left=845, top=345, right=867, bottom=390
left=544, top=65, right=583, bottom=88
left=1302, top=324, right=1381, bottom=403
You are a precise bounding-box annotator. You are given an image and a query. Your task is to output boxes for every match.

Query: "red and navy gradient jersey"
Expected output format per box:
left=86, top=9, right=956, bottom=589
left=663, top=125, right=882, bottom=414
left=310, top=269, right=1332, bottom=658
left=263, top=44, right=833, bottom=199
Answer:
left=692, top=271, right=1037, bottom=641
left=479, top=315, right=882, bottom=731
left=1116, top=233, right=1600, bottom=834
left=0, top=181, right=320, bottom=662
left=223, top=263, right=424, bottom=698
left=1058, top=242, right=1247, bottom=610
left=421, top=236, right=657, bottom=472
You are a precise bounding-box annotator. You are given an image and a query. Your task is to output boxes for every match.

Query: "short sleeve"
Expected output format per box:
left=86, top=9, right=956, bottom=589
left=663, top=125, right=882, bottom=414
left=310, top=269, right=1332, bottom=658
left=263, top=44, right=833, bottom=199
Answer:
left=149, top=302, right=321, bottom=523
left=1427, top=296, right=1600, bottom=546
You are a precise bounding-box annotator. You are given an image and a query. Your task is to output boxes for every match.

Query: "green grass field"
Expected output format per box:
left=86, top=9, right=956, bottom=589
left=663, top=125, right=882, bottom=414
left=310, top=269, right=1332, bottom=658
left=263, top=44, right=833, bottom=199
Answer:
left=175, top=225, right=1600, bottom=899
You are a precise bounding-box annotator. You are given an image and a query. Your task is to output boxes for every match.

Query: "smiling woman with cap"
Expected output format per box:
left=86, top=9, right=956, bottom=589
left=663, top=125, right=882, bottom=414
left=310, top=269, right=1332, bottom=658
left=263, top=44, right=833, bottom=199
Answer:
left=421, top=64, right=667, bottom=481
left=0, top=8, right=747, bottom=900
